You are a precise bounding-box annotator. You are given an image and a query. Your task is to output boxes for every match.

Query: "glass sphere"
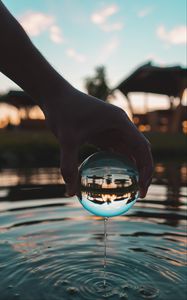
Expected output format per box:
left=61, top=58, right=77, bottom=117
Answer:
left=78, top=151, right=139, bottom=217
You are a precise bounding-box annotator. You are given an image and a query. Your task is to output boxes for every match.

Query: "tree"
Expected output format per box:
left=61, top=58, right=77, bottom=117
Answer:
left=85, top=66, right=110, bottom=101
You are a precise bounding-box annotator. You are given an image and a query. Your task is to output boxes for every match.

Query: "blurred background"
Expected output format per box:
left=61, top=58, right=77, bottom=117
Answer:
left=0, top=0, right=186, bottom=168
left=0, top=3, right=186, bottom=299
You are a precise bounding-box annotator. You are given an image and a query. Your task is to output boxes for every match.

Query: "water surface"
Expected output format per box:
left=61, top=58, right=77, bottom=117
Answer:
left=0, top=162, right=186, bottom=299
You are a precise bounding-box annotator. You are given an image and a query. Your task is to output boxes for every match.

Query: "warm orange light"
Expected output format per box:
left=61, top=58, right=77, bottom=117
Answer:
left=138, top=124, right=151, bottom=132
left=102, top=194, right=116, bottom=202
left=29, top=106, right=45, bottom=119
left=0, top=118, right=8, bottom=128
left=9, top=115, right=20, bottom=125
left=155, top=164, right=165, bottom=173
left=138, top=125, right=146, bottom=131
left=19, top=108, right=27, bottom=119
left=0, top=104, right=20, bottom=126
left=180, top=166, right=187, bottom=182
left=182, top=120, right=187, bottom=134
left=0, top=103, right=45, bottom=128
left=133, top=117, right=140, bottom=124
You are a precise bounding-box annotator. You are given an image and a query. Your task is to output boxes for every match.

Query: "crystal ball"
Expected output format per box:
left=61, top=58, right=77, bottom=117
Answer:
left=78, top=151, right=139, bottom=217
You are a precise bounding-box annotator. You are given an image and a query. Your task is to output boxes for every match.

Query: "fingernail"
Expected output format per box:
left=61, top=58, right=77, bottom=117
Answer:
left=139, top=189, right=146, bottom=198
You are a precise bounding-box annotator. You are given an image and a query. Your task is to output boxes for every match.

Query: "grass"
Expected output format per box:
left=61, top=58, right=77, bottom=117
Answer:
left=0, top=130, right=186, bottom=168
left=144, top=132, right=186, bottom=161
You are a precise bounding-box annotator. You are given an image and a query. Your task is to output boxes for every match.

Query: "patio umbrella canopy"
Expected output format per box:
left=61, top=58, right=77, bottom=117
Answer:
left=0, top=90, right=35, bottom=109
left=117, top=62, right=187, bottom=99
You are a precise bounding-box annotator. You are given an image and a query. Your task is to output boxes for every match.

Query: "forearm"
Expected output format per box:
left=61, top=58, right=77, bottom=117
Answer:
left=0, top=1, right=71, bottom=109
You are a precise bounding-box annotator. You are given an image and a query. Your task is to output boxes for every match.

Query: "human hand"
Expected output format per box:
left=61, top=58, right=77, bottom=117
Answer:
left=0, top=0, right=153, bottom=197
left=44, top=86, right=154, bottom=198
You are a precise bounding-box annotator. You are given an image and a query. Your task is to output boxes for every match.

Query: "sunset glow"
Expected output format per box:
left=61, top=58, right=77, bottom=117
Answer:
left=0, top=0, right=186, bottom=118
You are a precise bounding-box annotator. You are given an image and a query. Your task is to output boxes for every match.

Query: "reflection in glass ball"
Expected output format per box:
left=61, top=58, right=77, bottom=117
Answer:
left=78, top=152, right=139, bottom=217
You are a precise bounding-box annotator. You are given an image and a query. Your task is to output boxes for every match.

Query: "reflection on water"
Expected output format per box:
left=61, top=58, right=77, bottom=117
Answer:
left=0, top=167, right=63, bottom=186
left=0, top=162, right=186, bottom=300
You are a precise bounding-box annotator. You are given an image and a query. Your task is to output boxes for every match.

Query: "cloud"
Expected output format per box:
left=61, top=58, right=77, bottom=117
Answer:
left=19, top=11, right=63, bottom=44
left=20, top=11, right=54, bottom=36
left=100, top=22, right=123, bottom=32
left=91, top=4, right=118, bottom=24
left=49, top=25, right=64, bottom=44
left=66, top=48, right=86, bottom=63
left=98, top=38, right=120, bottom=62
left=91, top=4, right=123, bottom=32
left=157, top=25, right=186, bottom=45
left=137, top=7, right=153, bottom=18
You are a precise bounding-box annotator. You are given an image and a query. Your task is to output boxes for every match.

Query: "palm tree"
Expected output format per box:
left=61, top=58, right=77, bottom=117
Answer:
left=85, top=66, right=110, bottom=101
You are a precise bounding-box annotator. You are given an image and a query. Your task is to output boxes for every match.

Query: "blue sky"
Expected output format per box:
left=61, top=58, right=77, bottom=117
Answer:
left=0, top=0, right=186, bottom=113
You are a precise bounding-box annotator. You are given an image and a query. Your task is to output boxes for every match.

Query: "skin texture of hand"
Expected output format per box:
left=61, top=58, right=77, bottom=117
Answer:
left=43, top=86, right=154, bottom=198
left=0, top=0, right=154, bottom=198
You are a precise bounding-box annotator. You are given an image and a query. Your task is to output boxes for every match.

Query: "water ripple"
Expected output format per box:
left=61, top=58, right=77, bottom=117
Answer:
left=0, top=185, right=186, bottom=300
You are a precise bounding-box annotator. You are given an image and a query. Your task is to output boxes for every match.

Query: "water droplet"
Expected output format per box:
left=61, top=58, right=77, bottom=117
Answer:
left=8, top=285, right=13, bottom=289
left=123, top=284, right=129, bottom=290
left=78, top=152, right=139, bottom=217
left=119, top=292, right=128, bottom=299
left=139, top=285, right=159, bottom=298
left=67, top=286, right=79, bottom=294
left=14, top=293, right=20, bottom=298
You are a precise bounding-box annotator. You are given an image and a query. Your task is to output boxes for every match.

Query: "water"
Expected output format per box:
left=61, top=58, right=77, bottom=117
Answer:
left=103, top=217, right=108, bottom=288
left=78, top=152, right=139, bottom=217
left=0, top=162, right=186, bottom=299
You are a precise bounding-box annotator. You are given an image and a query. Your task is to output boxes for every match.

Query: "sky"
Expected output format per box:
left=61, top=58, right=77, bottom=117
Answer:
left=0, top=0, right=186, bottom=119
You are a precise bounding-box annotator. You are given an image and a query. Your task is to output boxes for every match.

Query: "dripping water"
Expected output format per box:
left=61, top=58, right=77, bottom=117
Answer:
left=103, top=217, right=108, bottom=288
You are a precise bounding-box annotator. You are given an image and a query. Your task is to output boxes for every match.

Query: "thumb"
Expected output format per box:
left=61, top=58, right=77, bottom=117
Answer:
left=60, top=145, right=79, bottom=197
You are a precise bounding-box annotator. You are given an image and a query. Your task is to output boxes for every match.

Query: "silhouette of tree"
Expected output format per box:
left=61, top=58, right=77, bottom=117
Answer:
left=85, top=66, right=110, bottom=101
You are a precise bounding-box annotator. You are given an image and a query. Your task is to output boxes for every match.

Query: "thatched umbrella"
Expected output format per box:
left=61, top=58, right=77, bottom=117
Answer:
left=0, top=90, right=36, bottom=119
left=0, top=90, right=35, bottom=108
left=116, top=62, right=187, bottom=115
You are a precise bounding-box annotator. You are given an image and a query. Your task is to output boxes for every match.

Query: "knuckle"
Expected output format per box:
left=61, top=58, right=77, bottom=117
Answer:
left=113, top=106, right=126, bottom=119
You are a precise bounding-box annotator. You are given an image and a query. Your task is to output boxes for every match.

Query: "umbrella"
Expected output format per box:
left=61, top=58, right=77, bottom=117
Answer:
left=0, top=90, right=35, bottom=109
left=116, top=62, right=187, bottom=114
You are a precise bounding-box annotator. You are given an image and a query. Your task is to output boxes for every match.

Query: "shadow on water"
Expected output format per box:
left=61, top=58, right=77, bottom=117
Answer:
left=0, top=162, right=186, bottom=300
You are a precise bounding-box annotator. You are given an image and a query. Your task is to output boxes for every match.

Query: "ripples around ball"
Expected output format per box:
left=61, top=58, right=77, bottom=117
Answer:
left=78, top=152, right=139, bottom=217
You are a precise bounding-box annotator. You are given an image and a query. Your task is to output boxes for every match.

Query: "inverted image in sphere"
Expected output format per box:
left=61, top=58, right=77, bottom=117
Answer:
left=78, top=152, right=139, bottom=217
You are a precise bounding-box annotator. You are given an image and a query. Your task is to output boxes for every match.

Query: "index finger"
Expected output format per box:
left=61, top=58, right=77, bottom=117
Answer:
left=132, top=141, right=154, bottom=198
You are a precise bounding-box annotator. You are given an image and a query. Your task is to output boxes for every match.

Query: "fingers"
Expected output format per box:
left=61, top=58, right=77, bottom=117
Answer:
left=115, top=110, right=154, bottom=198
left=60, top=145, right=79, bottom=197
left=109, top=140, right=153, bottom=197
left=132, top=142, right=154, bottom=198
left=86, top=124, right=153, bottom=198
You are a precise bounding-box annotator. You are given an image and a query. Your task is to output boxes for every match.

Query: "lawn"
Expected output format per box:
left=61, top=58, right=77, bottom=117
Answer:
left=0, top=130, right=186, bottom=167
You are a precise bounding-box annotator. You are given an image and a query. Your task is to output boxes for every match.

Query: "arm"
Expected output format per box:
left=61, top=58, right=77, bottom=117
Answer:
left=0, top=1, right=153, bottom=197
left=0, top=0, right=70, bottom=110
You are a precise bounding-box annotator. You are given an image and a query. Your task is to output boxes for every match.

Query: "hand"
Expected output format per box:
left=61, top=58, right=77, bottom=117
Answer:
left=0, top=1, right=154, bottom=198
left=44, top=86, right=154, bottom=198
